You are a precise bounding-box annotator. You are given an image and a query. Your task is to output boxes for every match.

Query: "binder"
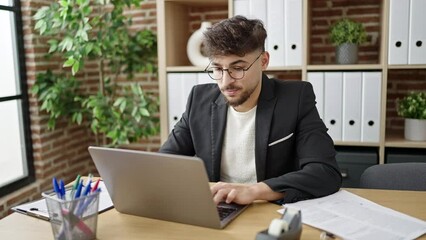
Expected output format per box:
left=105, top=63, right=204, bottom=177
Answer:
left=361, top=72, right=382, bottom=142
left=250, top=0, right=268, bottom=50
left=197, top=72, right=213, bottom=85
left=388, top=0, right=409, bottom=64
left=233, top=0, right=303, bottom=67
left=267, top=0, right=285, bottom=66
left=167, top=73, right=182, bottom=132
left=284, top=0, right=302, bottom=66
left=324, top=72, right=343, bottom=141
left=342, top=72, right=362, bottom=142
left=233, top=0, right=249, bottom=16
left=250, top=0, right=267, bottom=23
left=408, top=0, right=426, bottom=64
left=307, top=72, right=324, bottom=120
left=167, top=73, right=197, bottom=132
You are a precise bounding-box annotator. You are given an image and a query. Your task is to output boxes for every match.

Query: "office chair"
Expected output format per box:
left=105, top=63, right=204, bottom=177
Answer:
left=359, top=162, right=426, bottom=191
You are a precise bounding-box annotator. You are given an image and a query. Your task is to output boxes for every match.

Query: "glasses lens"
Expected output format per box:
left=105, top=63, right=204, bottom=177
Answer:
left=206, top=68, right=245, bottom=80
left=228, top=68, right=244, bottom=79
left=207, top=67, right=222, bottom=80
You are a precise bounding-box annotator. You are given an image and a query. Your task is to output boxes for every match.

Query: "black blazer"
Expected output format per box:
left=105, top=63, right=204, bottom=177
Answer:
left=160, top=74, right=342, bottom=203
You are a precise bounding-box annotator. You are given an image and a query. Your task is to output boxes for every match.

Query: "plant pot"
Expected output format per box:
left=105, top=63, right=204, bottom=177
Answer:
left=336, top=43, right=358, bottom=64
left=404, top=118, right=426, bottom=141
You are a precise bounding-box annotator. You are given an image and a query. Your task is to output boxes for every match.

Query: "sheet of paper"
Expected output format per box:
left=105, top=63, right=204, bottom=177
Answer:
left=281, top=190, right=426, bottom=240
left=12, top=181, right=113, bottom=221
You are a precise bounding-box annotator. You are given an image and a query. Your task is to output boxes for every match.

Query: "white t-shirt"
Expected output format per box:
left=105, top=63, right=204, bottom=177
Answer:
left=220, top=106, right=257, bottom=184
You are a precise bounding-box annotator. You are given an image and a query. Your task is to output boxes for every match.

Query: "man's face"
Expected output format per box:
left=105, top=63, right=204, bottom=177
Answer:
left=208, top=51, right=269, bottom=111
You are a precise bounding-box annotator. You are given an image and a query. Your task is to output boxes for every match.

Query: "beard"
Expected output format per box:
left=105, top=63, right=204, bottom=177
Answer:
left=221, top=83, right=257, bottom=107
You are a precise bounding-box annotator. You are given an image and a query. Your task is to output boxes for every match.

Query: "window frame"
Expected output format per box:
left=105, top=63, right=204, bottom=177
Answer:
left=0, top=0, right=35, bottom=197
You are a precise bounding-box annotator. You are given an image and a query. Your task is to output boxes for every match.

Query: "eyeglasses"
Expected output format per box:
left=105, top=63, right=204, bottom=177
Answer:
left=204, top=52, right=263, bottom=80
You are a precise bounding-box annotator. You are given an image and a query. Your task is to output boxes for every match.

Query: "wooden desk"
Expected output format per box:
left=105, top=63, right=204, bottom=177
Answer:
left=1, top=188, right=425, bottom=239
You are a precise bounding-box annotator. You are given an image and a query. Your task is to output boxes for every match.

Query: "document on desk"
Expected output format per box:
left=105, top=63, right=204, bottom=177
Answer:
left=281, top=190, right=426, bottom=240
left=12, top=181, right=113, bottom=221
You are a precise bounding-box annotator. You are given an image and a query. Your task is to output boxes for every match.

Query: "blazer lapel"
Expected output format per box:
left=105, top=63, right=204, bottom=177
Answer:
left=255, top=75, right=277, bottom=181
left=211, top=94, right=228, bottom=181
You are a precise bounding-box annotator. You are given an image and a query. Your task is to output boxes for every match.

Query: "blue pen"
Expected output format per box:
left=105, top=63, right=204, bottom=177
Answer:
left=74, top=180, right=84, bottom=199
left=52, top=178, right=62, bottom=199
left=76, top=180, right=92, bottom=216
left=76, top=188, right=101, bottom=216
left=83, top=180, right=92, bottom=197
left=59, top=179, right=66, bottom=200
left=72, top=179, right=84, bottom=215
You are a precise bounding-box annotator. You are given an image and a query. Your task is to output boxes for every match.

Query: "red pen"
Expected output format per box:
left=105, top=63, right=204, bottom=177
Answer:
left=91, top=179, right=100, bottom=193
left=61, top=209, right=94, bottom=237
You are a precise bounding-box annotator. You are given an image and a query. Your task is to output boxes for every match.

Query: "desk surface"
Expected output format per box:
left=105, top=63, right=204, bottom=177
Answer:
left=1, top=188, right=425, bottom=240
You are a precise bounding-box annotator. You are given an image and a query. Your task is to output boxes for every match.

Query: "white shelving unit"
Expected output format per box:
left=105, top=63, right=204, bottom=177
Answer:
left=156, top=0, right=426, bottom=164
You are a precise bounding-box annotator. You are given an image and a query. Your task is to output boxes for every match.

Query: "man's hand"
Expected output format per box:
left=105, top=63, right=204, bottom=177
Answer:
left=210, top=182, right=284, bottom=205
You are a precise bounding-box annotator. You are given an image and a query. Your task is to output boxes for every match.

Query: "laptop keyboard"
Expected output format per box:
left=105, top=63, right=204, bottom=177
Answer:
left=217, top=205, right=238, bottom=221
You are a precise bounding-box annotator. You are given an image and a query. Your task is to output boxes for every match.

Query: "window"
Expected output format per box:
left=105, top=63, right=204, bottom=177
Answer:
left=0, top=0, right=34, bottom=196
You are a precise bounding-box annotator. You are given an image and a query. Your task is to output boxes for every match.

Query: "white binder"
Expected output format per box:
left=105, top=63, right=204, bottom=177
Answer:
left=342, top=72, right=362, bottom=142
left=307, top=72, right=324, bottom=120
left=408, top=0, right=426, bottom=64
left=250, top=0, right=268, bottom=50
left=388, top=0, right=409, bottom=65
left=284, top=0, right=302, bottom=66
left=361, top=72, right=382, bottom=142
left=267, top=0, right=285, bottom=66
left=196, top=73, right=213, bottom=85
left=233, top=0, right=249, bottom=16
left=324, top=72, right=343, bottom=141
left=233, top=0, right=268, bottom=50
left=250, top=0, right=267, bottom=23
left=167, top=73, right=197, bottom=132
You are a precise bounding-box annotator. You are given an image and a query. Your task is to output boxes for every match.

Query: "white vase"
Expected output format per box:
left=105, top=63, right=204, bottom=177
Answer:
left=404, top=118, right=426, bottom=141
left=186, top=21, right=211, bottom=67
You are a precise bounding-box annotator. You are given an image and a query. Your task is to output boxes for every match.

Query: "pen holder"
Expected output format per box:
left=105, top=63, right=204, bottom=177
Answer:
left=42, top=189, right=100, bottom=240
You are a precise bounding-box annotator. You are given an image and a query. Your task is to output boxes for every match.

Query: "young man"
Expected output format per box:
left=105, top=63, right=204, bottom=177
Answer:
left=159, top=16, right=341, bottom=205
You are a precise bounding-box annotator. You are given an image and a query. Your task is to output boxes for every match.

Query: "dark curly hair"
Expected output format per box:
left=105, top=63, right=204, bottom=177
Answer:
left=203, top=15, right=267, bottom=57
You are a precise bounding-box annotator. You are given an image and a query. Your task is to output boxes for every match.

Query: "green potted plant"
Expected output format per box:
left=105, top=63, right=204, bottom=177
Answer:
left=329, top=18, right=367, bottom=64
left=32, top=0, right=159, bottom=146
left=396, top=91, right=426, bottom=141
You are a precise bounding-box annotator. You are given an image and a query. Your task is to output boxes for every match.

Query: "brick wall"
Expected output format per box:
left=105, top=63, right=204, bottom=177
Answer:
left=386, top=69, right=426, bottom=133
left=189, top=6, right=228, bottom=31
left=309, top=0, right=381, bottom=64
left=0, top=0, right=159, bottom=219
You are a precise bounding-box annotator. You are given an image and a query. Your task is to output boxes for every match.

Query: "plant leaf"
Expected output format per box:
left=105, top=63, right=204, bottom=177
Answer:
left=63, top=58, right=75, bottom=67
left=119, top=100, right=127, bottom=113
left=33, top=6, right=49, bottom=20
left=72, top=61, right=80, bottom=75
left=139, top=108, right=150, bottom=117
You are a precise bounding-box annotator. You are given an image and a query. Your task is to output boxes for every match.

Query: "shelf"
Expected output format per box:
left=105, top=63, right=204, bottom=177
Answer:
left=162, top=0, right=228, bottom=68
left=307, top=64, right=383, bottom=71
left=387, top=64, right=426, bottom=70
left=164, top=0, right=227, bottom=6
left=334, top=141, right=380, bottom=147
left=167, top=65, right=303, bottom=73
left=385, top=131, right=426, bottom=148
left=167, top=64, right=426, bottom=72
left=265, top=66, right=303, bottom=71
left=158, top=0, right=426, bottom=163
left=167, top=66, right=206, bottom=72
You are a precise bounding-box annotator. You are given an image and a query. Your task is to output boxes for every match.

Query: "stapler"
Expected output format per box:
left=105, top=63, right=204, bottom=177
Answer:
left=255, top=207, right=302, bottom=240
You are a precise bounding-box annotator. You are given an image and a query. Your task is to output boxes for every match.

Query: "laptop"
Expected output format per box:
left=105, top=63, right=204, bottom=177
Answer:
left=88, top=146, right=248, bottom=229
